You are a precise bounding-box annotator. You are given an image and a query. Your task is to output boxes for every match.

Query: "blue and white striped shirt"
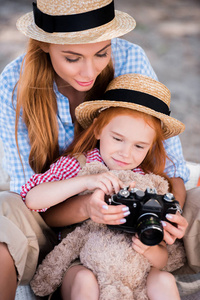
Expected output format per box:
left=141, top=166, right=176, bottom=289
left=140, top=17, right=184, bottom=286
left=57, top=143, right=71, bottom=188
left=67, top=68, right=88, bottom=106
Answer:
left=0, top=38, right=189, bottom=193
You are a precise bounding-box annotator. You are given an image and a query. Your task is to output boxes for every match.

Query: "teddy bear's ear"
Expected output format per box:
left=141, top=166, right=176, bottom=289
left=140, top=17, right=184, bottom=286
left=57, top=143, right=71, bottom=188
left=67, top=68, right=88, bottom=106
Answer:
left=78, top=161, right=109, bottom=180
left=75, top=154, right=87, bottom=168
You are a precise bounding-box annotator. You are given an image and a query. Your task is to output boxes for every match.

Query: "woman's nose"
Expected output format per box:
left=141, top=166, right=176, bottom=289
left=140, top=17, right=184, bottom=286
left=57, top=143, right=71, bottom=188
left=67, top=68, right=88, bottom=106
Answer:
left=81, top=59, right=96, bottom=79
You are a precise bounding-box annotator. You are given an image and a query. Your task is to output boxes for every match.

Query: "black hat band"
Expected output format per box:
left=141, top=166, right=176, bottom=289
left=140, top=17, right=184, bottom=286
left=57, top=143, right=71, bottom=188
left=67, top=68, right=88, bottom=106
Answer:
left=103, top=89, right=171, bottom=115
left=33, top=1, right=115, bottom=33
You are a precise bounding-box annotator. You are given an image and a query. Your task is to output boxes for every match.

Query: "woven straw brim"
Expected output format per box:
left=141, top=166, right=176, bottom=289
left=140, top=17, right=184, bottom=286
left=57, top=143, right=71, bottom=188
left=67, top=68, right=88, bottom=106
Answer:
left=16, top=10, right=135, bottom=44
left=75, top=100, right=185, bottom=139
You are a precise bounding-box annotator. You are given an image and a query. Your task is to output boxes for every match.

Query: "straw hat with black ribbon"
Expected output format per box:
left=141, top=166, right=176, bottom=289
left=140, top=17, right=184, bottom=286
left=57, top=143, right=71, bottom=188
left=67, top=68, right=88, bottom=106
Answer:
left=16, top=0, right=136, bottom=44
left=75, top=74, right=185, bottom=139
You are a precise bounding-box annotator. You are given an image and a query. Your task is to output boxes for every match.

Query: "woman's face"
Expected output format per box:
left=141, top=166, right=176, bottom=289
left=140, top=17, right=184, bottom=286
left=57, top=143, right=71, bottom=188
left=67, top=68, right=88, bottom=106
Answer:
left=95, top=114, right=156, bottom=170
left=47, top=41, right=112, bottom=92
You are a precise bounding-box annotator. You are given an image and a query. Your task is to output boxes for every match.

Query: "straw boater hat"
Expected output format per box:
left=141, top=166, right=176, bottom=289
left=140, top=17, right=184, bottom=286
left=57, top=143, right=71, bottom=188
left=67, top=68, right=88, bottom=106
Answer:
left=16, top=0, right=136, bottom=44
left=75, top=74, right=185, bottom=139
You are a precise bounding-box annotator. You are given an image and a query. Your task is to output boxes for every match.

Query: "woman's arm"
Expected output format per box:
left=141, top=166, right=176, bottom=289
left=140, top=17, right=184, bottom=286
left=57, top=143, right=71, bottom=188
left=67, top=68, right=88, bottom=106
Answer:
left=162, top=213, right=188, bottom=245
left=0, top=59, right=34, bottom=193
left=132, top=236, right=168, bottom=269
left=42, top=182, right=188, bottom=247
left=162, top=177, right=188, bottom=244
left=163, top=137, right=190, bottom=185
left=170, top=177, right=186, bottom=208
left=42, top=189, right=129, bottom=227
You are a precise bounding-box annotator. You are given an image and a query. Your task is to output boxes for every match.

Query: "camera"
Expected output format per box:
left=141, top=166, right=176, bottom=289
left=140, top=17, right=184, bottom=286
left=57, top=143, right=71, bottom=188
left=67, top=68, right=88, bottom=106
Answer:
left=105, top=187, right=182, bottom=246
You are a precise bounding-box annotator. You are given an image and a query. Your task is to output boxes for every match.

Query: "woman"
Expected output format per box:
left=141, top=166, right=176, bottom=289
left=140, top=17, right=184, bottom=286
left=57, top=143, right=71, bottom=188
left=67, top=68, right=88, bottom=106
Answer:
left=23, top=73, right=185, bottom=299
left=0, top=0, right=189, bottom=299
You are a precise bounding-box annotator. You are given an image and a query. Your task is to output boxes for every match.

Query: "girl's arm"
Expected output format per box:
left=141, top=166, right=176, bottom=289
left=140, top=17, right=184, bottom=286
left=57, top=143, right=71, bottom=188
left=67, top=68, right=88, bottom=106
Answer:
left=132, top=235, right=168, bottom=269
left=25, top=171, right=124, bottom=210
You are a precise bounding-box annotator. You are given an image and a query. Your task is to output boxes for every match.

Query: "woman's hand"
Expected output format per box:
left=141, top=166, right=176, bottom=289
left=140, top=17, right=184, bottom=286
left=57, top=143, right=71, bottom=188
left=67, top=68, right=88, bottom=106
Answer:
left=85, top=188, right=130, bottom=225
left=162, top=213, right=188, bottom=244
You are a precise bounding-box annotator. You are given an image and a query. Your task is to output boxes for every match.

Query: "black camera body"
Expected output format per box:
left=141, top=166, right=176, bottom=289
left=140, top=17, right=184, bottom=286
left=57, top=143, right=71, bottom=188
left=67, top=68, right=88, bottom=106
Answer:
left=105, top=187, right=182, bottom=246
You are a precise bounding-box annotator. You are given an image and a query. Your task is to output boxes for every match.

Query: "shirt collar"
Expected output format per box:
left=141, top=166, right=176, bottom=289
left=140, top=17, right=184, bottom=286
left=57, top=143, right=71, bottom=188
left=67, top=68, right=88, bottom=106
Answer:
left=54, top=82, right=72, bottom=124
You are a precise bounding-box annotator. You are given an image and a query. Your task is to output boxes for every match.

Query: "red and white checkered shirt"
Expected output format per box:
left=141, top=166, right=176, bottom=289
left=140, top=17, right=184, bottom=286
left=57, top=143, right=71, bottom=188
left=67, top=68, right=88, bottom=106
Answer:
left=20, top=148, right=144, bottom=212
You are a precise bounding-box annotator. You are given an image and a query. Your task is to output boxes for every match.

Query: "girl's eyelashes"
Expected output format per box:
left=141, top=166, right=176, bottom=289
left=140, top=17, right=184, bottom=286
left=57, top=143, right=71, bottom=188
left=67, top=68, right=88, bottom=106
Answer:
left=135, top=144, right=144, bottom=149
left=113, top=136, right=123, bottom=142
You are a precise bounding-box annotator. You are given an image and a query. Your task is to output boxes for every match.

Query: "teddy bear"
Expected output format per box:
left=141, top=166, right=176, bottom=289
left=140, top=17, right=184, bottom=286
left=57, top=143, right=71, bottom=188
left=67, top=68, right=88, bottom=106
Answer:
left=30, top=161, right=186, bottom=300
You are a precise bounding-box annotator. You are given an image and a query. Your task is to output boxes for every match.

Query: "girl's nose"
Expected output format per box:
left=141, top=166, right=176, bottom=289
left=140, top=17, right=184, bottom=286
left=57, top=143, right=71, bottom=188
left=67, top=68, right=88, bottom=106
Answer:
left=119, top=144, right=131, bottom=157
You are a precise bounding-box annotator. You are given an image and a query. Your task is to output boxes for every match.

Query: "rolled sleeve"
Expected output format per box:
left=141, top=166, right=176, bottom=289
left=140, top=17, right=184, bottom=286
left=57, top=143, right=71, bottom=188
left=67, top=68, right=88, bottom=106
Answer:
left=164, top=136, right=190, bottom=183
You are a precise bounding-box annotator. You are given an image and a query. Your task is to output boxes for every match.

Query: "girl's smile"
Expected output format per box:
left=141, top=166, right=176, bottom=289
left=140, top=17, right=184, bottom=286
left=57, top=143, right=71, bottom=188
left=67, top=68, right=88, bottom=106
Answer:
left=111, top=157, right=130, bottom=167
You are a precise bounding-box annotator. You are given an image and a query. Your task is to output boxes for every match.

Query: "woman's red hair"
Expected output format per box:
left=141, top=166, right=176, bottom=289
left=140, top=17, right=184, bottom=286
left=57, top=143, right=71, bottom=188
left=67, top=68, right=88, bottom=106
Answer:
left=14, top=39, right=114, bottom=174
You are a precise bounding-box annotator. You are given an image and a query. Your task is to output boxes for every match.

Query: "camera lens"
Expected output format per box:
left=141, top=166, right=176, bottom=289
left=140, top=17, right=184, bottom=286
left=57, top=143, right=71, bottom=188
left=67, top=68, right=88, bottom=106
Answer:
left=136, top=213, right=163, bottom=246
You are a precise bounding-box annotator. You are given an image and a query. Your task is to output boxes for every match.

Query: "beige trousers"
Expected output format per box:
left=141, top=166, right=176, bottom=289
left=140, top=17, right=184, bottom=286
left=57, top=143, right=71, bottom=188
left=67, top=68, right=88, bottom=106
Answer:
left=0, top=191, right=57, bottom=284
left=183, top=186, right=200, bottom=273
left=0, top=187, right=199, bottom=286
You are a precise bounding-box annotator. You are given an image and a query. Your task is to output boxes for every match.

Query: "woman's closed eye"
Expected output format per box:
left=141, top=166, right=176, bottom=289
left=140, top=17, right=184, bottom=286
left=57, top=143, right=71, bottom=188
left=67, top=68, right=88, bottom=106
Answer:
left=96, top=51, right=109, bottom=58
left=65, top=56, right=80, bottom=63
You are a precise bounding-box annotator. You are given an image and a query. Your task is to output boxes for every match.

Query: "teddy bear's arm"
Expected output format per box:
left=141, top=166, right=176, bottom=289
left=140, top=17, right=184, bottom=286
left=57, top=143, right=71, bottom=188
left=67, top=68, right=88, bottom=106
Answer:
left=30, top=223, right=89, bottom=296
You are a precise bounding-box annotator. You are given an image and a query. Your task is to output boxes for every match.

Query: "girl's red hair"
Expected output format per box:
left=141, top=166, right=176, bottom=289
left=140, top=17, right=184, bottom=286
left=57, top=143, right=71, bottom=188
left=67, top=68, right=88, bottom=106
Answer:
left=65, top=107, right=170, bottom=185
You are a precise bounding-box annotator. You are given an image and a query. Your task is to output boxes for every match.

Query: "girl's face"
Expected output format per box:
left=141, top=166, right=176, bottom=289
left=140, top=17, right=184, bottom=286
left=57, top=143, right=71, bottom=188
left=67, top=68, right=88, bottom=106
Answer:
left=95, top=114, right=156, bottom=170
left=47, top=41, right=112, bottom=92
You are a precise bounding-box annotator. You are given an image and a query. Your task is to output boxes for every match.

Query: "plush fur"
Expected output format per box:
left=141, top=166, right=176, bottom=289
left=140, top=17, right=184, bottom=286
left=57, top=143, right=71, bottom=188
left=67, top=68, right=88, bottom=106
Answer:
left=30, top=161, right=186, bottom=299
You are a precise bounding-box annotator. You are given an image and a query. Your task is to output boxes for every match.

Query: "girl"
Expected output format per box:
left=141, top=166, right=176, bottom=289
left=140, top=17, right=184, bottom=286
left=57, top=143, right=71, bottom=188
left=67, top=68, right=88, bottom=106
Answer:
left=0, top=0, right=189, bottom=299
left=22, top=73, right=184, bottom=300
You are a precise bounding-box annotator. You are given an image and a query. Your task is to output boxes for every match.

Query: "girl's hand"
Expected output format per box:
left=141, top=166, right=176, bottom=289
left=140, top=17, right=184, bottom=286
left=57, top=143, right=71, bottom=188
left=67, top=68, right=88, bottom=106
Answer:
left=132, top=235, right=151, bottom=255
left=162, top=213, right=188, bottom=244
left=85, top=188, right=130, bottom=225
left=84, top=172, right=124, bottom=195
left=132, top=235, right=168, bottom=269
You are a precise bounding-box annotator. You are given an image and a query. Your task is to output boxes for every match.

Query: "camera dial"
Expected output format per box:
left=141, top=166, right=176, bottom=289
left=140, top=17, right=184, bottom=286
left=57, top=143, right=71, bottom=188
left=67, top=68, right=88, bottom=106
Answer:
left=134, top=189, right=145, bottom=200
left=146, top=187, right=157, bottom=194
left=163, top=193, right=175, bottom=202
left=118, top=187, right=130, bottom=198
